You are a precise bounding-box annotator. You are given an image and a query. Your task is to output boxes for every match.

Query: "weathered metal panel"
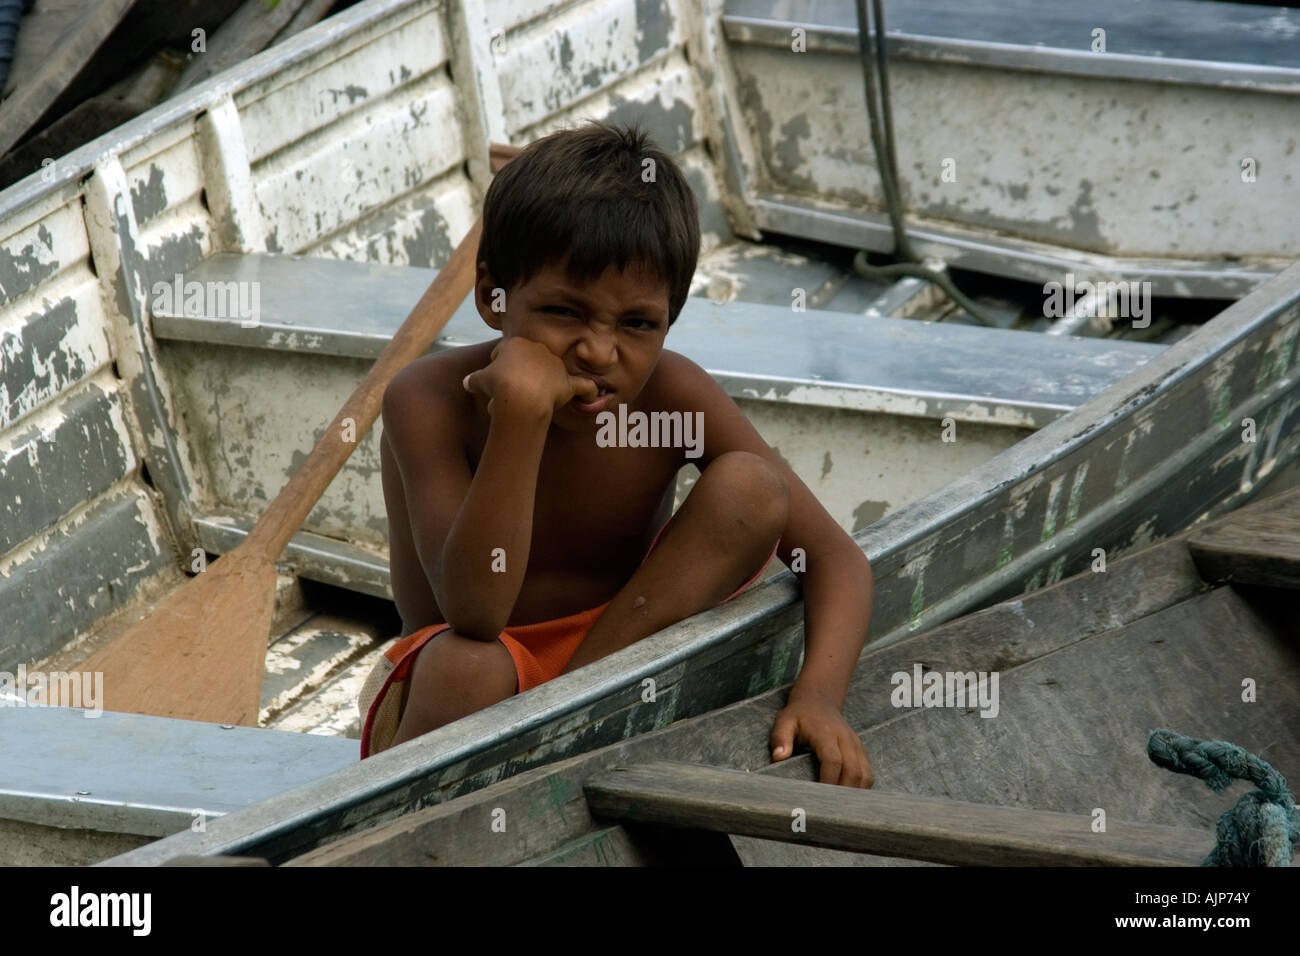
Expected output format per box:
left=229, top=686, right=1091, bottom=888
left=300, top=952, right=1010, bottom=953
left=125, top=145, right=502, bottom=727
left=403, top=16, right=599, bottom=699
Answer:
left=499, top=2, right=736, bottom=248
left=0, top=196, right=111, bottom=448
left=678, top=0, right=763, bottom=240
left=120, top=134, right=220, bottom=318
left=196, top=97, right=264, bottom=253
left=83, top=158, right=198, bottom=553
left=0, top=490, right=173, bottom=669
left=160, top=342, right=389, bottom=547
left=722, top=0, right=1300, bottom=293
left=0, top=4, right=437, bottom=222
left=0, top=376, right=137, bottom=555
left=496, top=0, right=682, bottom=133
left=857, top=306, right=1300, bottom=647
left=138, top=197, right=215, bottom=294
left=125, top=139, right=208, bottom=232
left=303, top=170, right=479, bottom=268
left=754, top=0, right=1300, bottom=89
left=0, top=194, right=90, bottom=307
left=735, top=398, right=1028, bottom=535
left=236, top=7, right=450, bottom=166
left=732, top=47, right=1299, bottom=261
left=490, top=0, right=580, bottom=33
left=0, top=279, right=113, bottom=433
left=253, top=80, right=467, bottom=257
left=194, top=515, right=392, bottom=599
left=0, top=707, right=356, bottom=838
left=0, top=165, right=178, bottom=676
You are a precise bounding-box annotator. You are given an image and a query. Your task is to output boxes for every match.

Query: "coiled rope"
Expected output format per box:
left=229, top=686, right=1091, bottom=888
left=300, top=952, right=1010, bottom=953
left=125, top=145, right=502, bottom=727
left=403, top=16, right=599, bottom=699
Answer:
left=1148, top=729, right=1299, bottom=867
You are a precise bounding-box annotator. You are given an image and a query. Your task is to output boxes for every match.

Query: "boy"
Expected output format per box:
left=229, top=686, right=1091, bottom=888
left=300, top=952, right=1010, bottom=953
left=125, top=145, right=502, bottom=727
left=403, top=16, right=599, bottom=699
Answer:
left=361, top=121, right=875, bottom=787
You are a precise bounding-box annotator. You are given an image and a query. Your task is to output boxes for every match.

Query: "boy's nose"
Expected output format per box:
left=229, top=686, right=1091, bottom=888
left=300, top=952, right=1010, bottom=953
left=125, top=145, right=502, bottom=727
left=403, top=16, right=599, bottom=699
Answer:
left=574, top=326, right=617, bottom=366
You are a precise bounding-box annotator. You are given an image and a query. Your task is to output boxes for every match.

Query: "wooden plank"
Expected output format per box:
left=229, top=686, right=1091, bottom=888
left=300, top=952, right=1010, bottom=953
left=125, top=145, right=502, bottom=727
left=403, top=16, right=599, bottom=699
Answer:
left=840, top=536, right=1206, bottom=732
left=0, top=52, right=180, bottom=194
left=1188, top=485, right=1300, bottom=588
left=585, top=762, right=1209, bottom=866
left=171, top=0, right=325, bottom=94
left=736, top=585, right=1300, bottom=865
left=520, top=824, right=741, bottom=867
left=0, top=0, right=138, bottom=156
left=2, top=1, right=89, bottom=101
left=162, top=855, right=270, bottom=867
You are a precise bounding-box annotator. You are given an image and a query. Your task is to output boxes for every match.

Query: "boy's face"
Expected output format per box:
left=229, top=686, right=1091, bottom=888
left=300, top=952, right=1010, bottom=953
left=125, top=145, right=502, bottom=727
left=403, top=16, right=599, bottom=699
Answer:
left=474, top=257, right=671, bottom=432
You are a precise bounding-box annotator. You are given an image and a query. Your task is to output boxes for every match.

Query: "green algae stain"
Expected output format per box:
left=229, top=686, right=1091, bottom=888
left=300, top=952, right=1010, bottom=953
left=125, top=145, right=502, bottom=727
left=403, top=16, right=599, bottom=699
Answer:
left=909, top=578, right=924, bottom=631
left=1213, top=385, right=1232, bottom=430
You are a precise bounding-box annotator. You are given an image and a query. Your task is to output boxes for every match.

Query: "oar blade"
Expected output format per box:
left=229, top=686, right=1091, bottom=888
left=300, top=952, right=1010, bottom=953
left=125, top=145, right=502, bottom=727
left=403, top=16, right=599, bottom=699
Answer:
left=76, top=551, right=278, bottom=725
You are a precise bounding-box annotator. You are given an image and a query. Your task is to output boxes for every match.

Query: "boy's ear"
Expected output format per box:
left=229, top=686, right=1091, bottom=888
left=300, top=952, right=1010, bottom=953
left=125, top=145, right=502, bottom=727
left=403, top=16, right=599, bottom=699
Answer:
left=474, top=263, right=506, bottom=332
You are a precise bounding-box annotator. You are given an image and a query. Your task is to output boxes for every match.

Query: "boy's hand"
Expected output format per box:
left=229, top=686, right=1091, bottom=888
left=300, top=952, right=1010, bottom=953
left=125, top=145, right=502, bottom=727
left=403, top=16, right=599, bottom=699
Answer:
left=462, top=338, right=598, bottom=417
left=770, top=687, right=874, bottom=788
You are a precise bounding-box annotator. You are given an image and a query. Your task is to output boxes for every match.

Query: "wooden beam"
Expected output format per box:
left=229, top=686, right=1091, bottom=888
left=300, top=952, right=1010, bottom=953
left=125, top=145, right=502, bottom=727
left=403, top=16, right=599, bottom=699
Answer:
left=171, top=0, right=330, bottom=94
left=0, top=0, right=139, bottom=156
left=585, top=762, right=1214, bottom=866
left=1188, top=485, right=1300, bottom=589
left=162, top=854, right=270, bottom=867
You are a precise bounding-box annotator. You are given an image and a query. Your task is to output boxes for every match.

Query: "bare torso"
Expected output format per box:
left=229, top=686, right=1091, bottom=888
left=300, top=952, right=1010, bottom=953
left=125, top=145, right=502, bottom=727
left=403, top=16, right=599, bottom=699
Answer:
left=384, top=341, right=685, bottom=634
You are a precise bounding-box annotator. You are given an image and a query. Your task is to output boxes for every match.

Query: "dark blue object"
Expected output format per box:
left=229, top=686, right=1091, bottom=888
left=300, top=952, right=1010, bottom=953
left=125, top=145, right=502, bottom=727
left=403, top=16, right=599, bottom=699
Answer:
left=0, top=0, right=34, bottom=96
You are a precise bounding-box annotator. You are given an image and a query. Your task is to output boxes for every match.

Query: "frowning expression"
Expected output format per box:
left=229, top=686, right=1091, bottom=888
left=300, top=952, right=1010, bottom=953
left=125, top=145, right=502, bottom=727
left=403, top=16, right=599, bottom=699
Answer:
left=474, top=257, right=671, bottom=431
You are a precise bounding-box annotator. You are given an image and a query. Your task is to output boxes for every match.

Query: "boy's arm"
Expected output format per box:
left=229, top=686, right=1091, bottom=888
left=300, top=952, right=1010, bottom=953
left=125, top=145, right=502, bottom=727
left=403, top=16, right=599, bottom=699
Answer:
left=663, top=352, right=875, bottom=787
left=383, top=338, right=600, bottom=641
left=381, top=358, right=550, bottom=641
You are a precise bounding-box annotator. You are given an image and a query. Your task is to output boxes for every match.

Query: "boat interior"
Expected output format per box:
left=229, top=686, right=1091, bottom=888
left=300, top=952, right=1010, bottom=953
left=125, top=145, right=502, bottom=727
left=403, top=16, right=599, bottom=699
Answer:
left=2, top=0, right=1299, bottom=863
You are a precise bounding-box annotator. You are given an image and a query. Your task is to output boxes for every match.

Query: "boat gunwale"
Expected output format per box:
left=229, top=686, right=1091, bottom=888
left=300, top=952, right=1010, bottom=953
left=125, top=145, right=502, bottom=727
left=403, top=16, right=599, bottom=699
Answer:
left=722, top=0, right=1300, bottom=94
left=0, top=0, right=437, bottom=225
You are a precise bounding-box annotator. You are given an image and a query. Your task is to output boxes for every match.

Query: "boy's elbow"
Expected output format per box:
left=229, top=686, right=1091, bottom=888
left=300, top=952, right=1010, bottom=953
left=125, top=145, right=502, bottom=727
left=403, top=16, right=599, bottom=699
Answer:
left=833, top=542, right=873, bottom=587
left=856, top=547, right=874, bottom=587
left=439, top=596, right=506, bottom=643
left=443, top=616, right=504, bottom=643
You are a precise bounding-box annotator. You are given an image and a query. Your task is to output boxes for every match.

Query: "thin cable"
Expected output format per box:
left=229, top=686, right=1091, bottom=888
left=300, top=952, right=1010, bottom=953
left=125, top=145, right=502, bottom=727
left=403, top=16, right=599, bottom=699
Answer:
left=853, top=0, right=1000, bottom=326
left=870, top=0, right=914, bottom=261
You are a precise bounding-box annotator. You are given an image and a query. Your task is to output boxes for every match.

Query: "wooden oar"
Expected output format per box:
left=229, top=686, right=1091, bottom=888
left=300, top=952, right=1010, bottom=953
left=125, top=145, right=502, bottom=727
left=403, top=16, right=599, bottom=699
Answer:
left=76, top=143, right=521, bottom=726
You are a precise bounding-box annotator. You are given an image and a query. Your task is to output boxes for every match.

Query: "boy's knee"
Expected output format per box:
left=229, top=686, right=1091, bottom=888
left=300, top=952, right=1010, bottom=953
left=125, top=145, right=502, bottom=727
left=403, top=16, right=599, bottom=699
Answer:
left=393, top=629, right=517, bottom=745
left=417, top=629, right=516, bottom=696
left=701, top=451, right=788, bottom=533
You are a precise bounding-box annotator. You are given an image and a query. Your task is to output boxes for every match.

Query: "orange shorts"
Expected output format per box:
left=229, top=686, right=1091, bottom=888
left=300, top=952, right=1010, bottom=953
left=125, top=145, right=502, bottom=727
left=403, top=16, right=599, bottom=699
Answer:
left=359, top=528, right=779, bottom=758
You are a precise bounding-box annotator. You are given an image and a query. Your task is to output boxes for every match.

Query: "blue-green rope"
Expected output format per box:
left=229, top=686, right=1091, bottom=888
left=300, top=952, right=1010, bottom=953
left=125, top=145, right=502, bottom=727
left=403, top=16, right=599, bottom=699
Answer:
left=1148, top=729, right=1299, bottom=867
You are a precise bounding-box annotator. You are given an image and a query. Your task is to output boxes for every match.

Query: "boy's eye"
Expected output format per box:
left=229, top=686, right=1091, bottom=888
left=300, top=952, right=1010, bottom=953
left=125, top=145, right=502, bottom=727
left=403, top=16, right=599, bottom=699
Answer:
left=544, top=306, right=577, bottom=316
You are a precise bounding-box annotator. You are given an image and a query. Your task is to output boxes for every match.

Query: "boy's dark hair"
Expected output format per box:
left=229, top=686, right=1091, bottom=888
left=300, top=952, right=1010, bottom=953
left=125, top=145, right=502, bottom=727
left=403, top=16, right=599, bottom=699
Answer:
left=477, top=121, right=700, bottom=325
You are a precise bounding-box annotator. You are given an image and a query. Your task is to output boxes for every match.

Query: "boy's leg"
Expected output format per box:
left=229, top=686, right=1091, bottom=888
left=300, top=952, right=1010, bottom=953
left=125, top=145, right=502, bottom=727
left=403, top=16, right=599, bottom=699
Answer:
left=565, top=451, right=788, bottom=672
left=389, top=631, right=518, bottom=748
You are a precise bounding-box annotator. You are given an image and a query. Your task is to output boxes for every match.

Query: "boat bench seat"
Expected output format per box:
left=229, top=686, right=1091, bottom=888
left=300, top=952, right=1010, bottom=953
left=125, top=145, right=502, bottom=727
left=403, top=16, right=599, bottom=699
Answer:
left=0, top=705, right=356, bottom=838
left=152, top=253, right=1167, bottom=428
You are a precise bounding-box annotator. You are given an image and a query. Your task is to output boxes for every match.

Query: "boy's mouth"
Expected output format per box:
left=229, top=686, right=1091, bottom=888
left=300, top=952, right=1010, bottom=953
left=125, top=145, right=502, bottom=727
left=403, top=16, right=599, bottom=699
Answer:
left=570, top=382, right=614, bottom=414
